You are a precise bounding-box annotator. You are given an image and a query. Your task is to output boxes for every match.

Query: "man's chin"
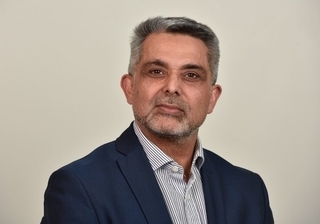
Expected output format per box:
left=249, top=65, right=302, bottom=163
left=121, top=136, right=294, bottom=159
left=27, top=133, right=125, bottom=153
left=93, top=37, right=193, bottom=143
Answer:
left=135, top=114, right=197, bottom=139
left=145, top=122, right=196, bottom=140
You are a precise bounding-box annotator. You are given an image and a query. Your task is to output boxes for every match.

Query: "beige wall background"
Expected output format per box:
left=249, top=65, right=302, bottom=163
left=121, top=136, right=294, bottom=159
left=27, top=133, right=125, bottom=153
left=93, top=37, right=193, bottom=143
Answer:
left=1, top=0, right=319, bottom=223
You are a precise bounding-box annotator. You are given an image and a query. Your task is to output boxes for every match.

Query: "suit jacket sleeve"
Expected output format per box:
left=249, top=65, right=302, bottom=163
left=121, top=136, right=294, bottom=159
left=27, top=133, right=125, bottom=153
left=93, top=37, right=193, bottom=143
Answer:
left=41, top=168, right=99, bottom=224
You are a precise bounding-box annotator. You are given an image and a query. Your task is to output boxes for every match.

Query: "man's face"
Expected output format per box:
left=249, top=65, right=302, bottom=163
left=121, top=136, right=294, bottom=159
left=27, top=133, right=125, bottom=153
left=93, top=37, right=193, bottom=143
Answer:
left=121, top=33, right=221, bottom=140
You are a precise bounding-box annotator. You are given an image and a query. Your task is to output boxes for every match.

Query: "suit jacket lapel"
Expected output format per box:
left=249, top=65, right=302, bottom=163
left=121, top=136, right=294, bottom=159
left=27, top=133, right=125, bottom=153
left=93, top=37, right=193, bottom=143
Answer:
left=115, top=124, right=172, bottom=224
left=201, top=151, right=226, bottom=224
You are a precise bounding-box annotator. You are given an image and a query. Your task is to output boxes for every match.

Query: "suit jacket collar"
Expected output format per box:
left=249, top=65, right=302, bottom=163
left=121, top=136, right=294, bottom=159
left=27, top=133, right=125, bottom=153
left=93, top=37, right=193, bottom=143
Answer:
left=115, top=123, right=227, bottom=224
left=115, top=123, right=172, bottom=224
left=201, top=150, right=226, bottom=224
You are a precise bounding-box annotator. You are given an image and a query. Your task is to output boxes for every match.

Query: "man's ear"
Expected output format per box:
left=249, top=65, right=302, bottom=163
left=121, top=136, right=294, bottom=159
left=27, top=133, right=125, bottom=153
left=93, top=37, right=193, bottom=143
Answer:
left=120, top=74, right=134, bottom=105
left=207, top=84, right=222, bottom=114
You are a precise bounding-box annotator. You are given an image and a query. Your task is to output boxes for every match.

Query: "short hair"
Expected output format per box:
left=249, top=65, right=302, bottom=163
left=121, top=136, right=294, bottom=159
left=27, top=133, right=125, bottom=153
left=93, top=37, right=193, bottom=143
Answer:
left=128, top=16, right=220, bottom=84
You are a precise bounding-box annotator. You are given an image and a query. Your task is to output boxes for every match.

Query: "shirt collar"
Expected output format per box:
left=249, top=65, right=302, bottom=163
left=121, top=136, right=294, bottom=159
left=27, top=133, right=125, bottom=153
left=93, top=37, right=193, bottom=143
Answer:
left=133, top=121, right=205, bottom=171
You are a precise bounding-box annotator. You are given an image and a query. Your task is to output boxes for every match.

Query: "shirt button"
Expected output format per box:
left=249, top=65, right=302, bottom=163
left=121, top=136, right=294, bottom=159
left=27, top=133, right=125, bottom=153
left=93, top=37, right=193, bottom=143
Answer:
left=185, top=194, right=190, bottom=200
left=172, top=166, right=179, bottom=172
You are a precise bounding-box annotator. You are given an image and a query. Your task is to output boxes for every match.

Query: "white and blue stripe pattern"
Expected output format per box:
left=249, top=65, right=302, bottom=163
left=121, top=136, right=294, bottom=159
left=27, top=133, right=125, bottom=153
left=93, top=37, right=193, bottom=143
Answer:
left=133, top=122, right=208, bottom=224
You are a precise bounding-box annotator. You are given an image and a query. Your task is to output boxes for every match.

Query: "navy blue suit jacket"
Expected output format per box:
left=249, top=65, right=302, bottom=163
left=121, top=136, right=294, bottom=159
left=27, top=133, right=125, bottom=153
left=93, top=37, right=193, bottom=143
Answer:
left=41, top=123, right=274, bottom=223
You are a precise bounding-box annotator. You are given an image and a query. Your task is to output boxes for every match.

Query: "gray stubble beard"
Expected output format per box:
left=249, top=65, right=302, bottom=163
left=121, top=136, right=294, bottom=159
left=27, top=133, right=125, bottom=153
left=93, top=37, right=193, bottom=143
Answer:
left=134, top=111, right=201, bottom=143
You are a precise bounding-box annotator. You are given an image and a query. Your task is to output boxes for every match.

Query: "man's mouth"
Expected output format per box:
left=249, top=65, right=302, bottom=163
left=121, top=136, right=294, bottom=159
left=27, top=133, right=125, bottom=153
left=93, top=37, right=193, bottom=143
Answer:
left=156, top=104, right=184, bottom=116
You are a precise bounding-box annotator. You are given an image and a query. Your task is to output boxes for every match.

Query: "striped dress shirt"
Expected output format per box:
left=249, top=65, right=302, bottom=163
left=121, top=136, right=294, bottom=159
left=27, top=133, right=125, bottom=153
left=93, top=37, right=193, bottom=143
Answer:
left=133, top=122, right=208, bottom=224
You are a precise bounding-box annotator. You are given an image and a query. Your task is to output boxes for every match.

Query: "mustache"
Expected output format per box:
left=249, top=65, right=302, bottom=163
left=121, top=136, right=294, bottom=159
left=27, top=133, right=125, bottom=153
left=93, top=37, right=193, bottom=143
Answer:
left=154, top=96, right=188, bottom=111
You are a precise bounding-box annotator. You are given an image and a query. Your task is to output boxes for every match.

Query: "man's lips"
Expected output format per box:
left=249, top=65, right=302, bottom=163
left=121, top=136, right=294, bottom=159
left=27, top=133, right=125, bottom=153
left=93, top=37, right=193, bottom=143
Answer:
left=156, top=104, right=184, bottom=116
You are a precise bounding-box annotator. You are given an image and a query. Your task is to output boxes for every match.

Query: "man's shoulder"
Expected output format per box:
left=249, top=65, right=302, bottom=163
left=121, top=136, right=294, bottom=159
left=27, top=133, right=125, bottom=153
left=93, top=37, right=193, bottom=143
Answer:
left=51, top=124, right=140, bottom=180
left=56, top=141, right=121, bottom=176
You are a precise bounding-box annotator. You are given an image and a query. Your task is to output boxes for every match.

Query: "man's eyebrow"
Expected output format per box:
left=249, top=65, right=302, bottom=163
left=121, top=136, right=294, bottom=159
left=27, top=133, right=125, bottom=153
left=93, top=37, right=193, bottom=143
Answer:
left=142, top=59, right=168, bottom=68
left=181, top=63, right=207, bottom=74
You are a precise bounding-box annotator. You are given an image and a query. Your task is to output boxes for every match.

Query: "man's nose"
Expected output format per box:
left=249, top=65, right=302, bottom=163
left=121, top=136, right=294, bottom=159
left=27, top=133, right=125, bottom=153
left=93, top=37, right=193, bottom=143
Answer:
left=163, top=72, right=181, bottom=95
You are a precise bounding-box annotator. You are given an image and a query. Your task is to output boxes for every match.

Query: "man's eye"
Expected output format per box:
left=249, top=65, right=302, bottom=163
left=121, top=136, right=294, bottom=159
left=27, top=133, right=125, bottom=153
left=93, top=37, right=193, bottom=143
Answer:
left=185, top=73, right=199, bottom=79
left=150, top=69, right=163, bottom=74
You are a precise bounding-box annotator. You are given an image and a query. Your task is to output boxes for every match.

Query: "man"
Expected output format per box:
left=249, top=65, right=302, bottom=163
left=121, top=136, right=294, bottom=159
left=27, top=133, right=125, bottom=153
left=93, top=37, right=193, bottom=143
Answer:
left=41, top=16, right=274, bottom=224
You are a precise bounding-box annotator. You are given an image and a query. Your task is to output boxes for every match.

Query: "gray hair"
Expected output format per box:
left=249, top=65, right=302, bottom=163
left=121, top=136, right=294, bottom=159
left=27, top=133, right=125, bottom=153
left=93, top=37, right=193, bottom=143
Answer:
left=128, top=16, right=220, bottom=84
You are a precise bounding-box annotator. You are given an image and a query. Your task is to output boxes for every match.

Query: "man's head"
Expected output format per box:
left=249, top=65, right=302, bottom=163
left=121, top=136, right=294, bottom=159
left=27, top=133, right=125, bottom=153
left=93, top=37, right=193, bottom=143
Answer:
left=121, top=17, right=222, bottom=142
left=128, top=16, right=220, bottom=84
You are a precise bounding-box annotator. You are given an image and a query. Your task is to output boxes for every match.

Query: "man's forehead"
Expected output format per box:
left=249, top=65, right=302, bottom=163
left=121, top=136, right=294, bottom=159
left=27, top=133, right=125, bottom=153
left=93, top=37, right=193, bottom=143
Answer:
left=139, top=33, right=210, bottom=70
